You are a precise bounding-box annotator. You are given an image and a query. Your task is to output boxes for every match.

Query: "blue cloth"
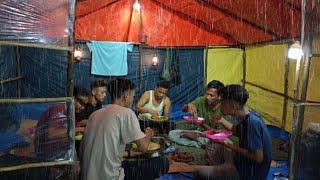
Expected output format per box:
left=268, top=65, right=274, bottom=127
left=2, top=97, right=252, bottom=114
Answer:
left=87, top=41, right=133, bottom=76
left=0, top=133, right=26, bottom=152
left=234, top=112, right=272, bottom=180
left=267, top=161, right=288, bottom=180
left=160, top=173, right=194, bottom=180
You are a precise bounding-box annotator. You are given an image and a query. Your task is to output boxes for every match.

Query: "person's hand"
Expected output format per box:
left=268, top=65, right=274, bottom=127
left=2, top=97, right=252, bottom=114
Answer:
left=212, top=115, right=222, bottom=123
left=77, top=119, right=88, bottom=127
left=148, top=109, right=159, bottom=119
left=145, top=127, right=154, bottom=137
left=187, top=104, right=198, bottom=118
left=75, top=127, right=85, bottom=134
left=211, top=139, right=225, bottom=145
left=180, top=131, right=199, bottom=140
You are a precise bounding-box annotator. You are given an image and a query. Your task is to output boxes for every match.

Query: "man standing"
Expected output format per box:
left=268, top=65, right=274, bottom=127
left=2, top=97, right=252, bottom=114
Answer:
left=81, top=78, right=153, bottom=180
left=136, top=81, right=171, bottom=119
left=217, top=85, right=272, bottom=180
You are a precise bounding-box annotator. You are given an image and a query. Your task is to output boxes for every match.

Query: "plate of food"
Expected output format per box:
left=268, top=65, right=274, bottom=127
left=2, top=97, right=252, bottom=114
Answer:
left=132, top=142, right=161, bottom=152
left=183, top=116, right=204, bottom=125
left=203, top=130, right=232, bottom=140
left=75, top=133, right=83, bottom=141
left=171, top=151, right=194, bottom=163
left=148, top=115, right=169, bottom=122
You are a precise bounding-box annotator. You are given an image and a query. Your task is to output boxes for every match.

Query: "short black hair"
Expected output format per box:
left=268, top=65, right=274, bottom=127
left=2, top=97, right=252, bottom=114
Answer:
left=206, top=80, right=224, bottom=91
left=218, top=85, right=249, bottom=106
left=108, top=78, right=136, bottom=101
left=74, top=87, right=89, bottom=105
left=157, top=81, right=170, bottom=89
left=74, top=87, right=89, bottom=97
left=92, top=79, right=106, bottom=89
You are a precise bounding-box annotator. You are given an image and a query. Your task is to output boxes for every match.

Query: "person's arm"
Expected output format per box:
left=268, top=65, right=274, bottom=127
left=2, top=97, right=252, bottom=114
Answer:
left=163, top=97, right=171, bottom=117
left=136, top=92, right=158, bottom=116
left=215, top=141, right=263, bottom=163
left=135, top=127, right=154, bottom=152
left=179, top=131, right=204, bottom=141
left=218, top=118, right=236, bottom=133
left=181, top=103, right=198, bottom=117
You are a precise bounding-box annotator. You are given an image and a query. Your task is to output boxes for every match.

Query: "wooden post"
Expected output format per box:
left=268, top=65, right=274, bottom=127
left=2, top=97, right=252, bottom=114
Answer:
left=15, top=47, right=21, bottom=97
left=242, top=46, right=246, bottom=87
left=289, top=0, right=318, bottom=179
left=204, top=45, right=208, bottom=86
left=67, top=0, right=76, bottom=97
left=282, top=43, right=290, bottom=128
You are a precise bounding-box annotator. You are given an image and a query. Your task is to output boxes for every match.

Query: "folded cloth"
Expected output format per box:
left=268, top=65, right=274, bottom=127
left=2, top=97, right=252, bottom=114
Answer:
left=87, top=41, right=133, bottom=76
left=168, top=130, right=209, bottom=148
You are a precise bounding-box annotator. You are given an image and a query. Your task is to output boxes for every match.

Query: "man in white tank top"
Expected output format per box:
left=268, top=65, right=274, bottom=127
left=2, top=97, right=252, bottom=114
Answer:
left=136, top=81, right=171, bottom=119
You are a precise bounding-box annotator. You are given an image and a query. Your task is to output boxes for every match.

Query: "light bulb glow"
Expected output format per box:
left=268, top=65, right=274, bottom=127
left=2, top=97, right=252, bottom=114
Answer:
left=133, top=1, right=141, bottom=11
left=74, top=48, right=83, bottom=61
left=152, top=55, right=158, bottom=66
left=288, top=42, right=303, bottom=60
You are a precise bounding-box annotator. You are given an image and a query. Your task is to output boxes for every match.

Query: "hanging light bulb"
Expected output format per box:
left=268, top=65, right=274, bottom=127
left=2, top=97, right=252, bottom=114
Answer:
left=288, top=41, right=303, bottom=60
left=133, top=0, right=141, bottom=11
left=152, top=54, right=158, bottom=66
left=74, top=47, right=83, bottom=62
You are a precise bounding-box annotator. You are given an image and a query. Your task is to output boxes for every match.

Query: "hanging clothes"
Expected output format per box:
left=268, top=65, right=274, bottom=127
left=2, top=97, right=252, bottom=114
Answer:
left=87, top=41, right=133, bottom=76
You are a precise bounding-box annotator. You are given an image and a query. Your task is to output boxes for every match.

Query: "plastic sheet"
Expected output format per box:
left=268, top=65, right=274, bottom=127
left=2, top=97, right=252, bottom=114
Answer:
left=0, top=0, right=72, bottom=47
left=0, top=99, right=75, bottom=172
left=75, top=0, right=300, bottom=46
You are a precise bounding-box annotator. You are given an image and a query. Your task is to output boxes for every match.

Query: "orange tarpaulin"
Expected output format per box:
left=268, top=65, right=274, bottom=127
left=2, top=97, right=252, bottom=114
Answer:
left=75, top=0, right=301, bottom=46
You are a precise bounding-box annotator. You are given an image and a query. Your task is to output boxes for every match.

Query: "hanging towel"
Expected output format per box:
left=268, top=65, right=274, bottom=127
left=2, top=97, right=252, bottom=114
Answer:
left=87, top=41, right=133, bottom=76
left=161, top=48, right=171, bottom=82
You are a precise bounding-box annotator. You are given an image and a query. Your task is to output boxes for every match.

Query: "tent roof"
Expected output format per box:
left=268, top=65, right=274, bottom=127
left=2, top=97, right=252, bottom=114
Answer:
left=75, top=0, right=302, bottom=46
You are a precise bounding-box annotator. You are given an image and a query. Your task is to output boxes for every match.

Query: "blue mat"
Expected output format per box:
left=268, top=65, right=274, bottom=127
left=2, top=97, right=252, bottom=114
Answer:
left=160, top=173, right=194, bottom=180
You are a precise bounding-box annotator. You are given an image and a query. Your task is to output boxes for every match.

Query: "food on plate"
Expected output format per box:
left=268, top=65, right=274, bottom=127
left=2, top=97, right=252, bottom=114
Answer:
left=149, top=115, right=168, bottom=122
left=171, top=151, right=194, bottom=163
left=132, top=142, right=160, bottom=151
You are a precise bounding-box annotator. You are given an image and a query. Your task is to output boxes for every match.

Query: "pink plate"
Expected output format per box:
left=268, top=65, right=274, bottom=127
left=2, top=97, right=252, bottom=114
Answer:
left=183, top=116, right=204, bottom=125
left=203, top=130, right=232, bottom=140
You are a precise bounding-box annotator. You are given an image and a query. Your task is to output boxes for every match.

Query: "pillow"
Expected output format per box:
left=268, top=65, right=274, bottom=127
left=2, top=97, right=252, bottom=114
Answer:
left=14, top=119, right=38, bottom=157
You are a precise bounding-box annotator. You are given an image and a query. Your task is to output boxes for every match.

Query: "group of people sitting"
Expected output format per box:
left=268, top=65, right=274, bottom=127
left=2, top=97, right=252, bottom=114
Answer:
left=34, top=77, right=272, bottom=180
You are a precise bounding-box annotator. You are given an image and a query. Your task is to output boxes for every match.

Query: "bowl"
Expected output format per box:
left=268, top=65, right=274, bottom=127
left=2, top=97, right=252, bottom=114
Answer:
left=183, top=116, right=204, bottom=125
left=203, top=130, right=232, bottom=140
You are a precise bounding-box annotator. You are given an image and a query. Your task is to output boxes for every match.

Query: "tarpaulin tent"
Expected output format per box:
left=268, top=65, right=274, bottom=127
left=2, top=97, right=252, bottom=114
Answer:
left=75, top=0, right=302, bottom=46
left=1, top=0, right=320, bottom=179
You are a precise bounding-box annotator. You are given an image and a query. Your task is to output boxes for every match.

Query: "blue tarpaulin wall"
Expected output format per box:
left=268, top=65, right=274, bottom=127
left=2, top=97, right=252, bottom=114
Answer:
left=0, top=44, right=204, bottom=106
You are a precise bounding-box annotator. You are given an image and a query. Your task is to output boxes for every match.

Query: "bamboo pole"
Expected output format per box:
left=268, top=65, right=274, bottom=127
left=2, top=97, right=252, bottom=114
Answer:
left=289, top=0, right=318, bottom=179
left=0, top=76, right=23, bottom=84
left=15, top=47, right=21, bottom=97
left=0, top=160, right=73, bottom=172
left=204, top=45, right=208, bottom=86
left=0, top=97, right=73, bottom=103
left=0, top=41, right=72, bottom=51
left=282, top=43, right=291, bottom=128
left=242, top=47, right=246, bottom=87
left=67, top=0, right=76, bottom=97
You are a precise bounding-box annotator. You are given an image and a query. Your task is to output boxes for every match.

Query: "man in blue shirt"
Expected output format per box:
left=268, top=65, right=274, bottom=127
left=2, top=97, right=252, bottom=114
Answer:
left=217, top=85, right=272, bottom=180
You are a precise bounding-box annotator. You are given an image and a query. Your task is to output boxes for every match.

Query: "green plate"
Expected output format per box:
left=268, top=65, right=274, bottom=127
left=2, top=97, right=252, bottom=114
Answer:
left=148, top=116, right=168, bottom=122
left=75, top=134, right=83, bottom=141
